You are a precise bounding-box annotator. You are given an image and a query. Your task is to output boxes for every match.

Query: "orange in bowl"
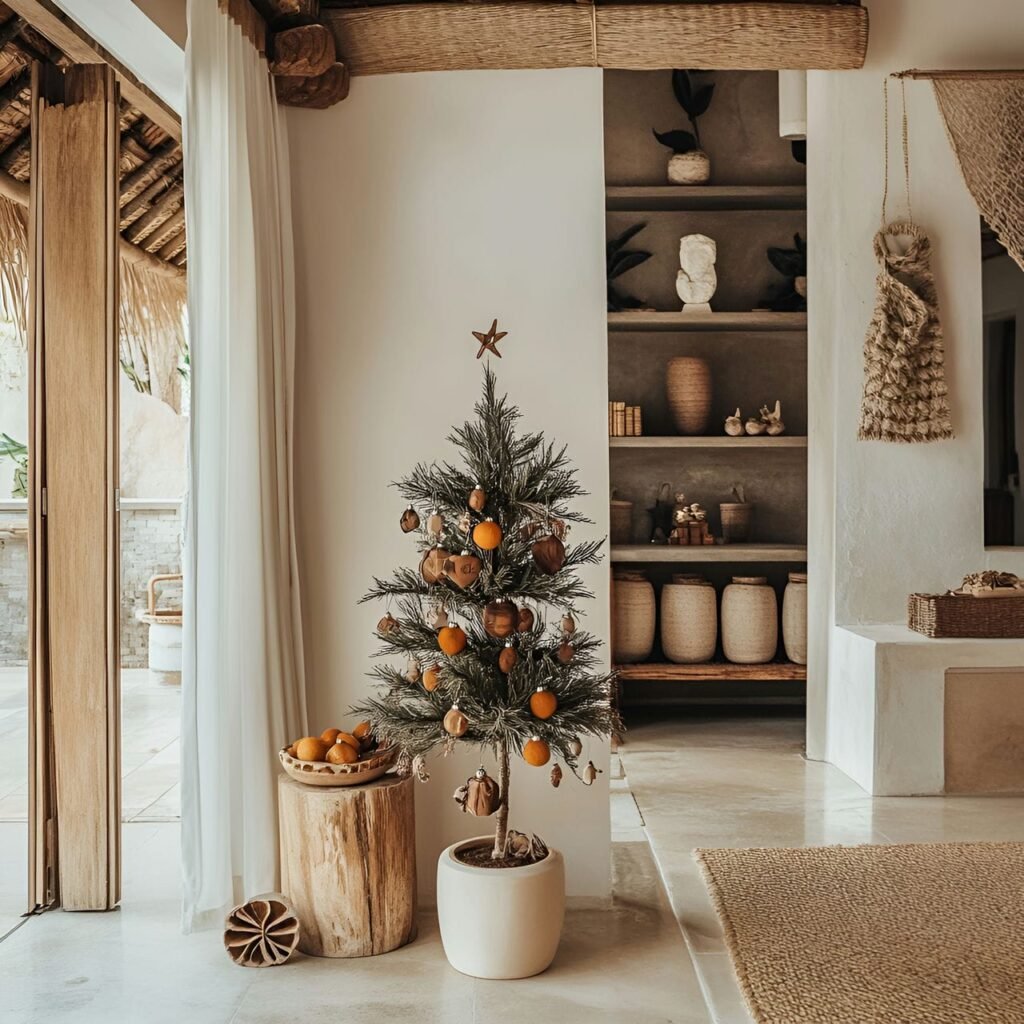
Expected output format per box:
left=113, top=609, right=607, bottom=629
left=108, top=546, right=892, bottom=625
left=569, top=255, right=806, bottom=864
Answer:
left=321, top=727, right=342, bottom=745
left=295, top=736, right=329, bottom=762
left=335, top=731, right=360, bottom=752
left=326, top=740, right=358, bottom=765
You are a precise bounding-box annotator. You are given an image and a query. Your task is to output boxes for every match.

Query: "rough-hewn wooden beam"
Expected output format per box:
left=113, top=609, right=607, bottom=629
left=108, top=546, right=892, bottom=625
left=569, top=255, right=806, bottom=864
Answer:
left=118, top=139, right=181, bottom=205
left=324, top=2, right=868, bottom=75
left=4, top=0, right=180, bottom=139
left=275, top=61, right=350, bottom=107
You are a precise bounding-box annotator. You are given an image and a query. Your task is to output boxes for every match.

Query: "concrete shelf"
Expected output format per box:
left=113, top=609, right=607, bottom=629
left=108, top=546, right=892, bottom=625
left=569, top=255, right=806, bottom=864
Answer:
left=611, top=544, right=807, bottom=563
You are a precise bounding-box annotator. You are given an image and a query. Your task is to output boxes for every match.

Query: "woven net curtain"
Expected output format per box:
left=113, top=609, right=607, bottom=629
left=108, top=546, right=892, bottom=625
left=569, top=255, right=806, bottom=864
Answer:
left=931, top=77, right=1024, bottom=272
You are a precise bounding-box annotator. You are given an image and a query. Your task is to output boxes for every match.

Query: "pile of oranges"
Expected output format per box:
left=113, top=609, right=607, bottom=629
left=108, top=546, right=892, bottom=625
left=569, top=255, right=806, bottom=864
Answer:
left=285, top=722, right=376, bottom=765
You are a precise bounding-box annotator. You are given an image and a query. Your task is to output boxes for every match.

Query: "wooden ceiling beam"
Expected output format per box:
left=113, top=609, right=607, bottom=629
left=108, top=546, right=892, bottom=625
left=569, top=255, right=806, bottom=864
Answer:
left=324, top=2, right=868, bottom=75
left=2, top=0, right=180, bottom=139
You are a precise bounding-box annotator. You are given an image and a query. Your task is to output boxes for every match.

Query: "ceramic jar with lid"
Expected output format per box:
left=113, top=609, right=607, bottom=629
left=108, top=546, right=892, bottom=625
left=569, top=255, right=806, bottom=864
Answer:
left=721, top=576, right=778, bottom=664
left=612, top=570, right=655, bottom=663
left=782, top=572, right=807, bottom=665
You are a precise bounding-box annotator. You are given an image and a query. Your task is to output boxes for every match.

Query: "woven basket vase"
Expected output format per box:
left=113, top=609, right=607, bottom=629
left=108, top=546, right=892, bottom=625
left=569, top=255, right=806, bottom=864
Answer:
left=721, top=576, right=778, bottom=664
left=782, top=572, right=807, bottom=664
left=612, top=571, right=655, bottom=663
left=610, top=499, right=633, bottom=545
left=661, top=574, right=717, bottom=664
left=719, top=502, right=753, bottom=544
left=666, top=357, right=711, bottom=435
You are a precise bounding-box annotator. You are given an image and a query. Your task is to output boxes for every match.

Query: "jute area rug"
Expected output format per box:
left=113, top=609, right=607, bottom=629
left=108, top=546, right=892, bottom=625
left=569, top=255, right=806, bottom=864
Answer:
left=696, top=842, right=1024, bottom=1024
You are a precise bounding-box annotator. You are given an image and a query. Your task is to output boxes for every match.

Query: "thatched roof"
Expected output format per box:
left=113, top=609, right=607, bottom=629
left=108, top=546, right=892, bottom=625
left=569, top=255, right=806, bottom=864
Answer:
left=0, top=3, right=186, bottom=411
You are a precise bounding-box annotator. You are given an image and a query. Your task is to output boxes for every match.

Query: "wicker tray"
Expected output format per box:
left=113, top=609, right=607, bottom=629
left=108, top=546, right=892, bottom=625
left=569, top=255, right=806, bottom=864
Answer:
left=908, top=592, right=1024, bottom=638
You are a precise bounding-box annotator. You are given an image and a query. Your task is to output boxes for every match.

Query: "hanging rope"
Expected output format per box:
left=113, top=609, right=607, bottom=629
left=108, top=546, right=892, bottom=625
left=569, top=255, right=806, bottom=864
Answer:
left=858, top=76, right=953, bottom=443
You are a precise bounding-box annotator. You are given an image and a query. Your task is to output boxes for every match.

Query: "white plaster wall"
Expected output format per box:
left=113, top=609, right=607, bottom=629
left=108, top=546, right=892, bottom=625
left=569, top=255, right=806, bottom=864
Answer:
left=807, top=0, right=1024, bottom=760
left=287, top=70, right=611, bottom=901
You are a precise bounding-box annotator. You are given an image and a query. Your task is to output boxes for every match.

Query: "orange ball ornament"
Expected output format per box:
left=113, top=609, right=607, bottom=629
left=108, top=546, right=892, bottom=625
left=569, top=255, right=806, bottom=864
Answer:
left=438, top=624, right=467, bottom=656
left=522, top=736, right=551, bottom=767
left=529, top=686, right=558, bottom=720
left=472, top=517, right=503, bottom=551
left=422, top=663, right=442, bottom=691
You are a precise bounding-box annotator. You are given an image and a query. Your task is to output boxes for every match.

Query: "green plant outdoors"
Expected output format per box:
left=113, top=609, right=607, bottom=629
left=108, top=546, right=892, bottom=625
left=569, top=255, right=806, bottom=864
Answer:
left=0, top=432, right=27, bottom=498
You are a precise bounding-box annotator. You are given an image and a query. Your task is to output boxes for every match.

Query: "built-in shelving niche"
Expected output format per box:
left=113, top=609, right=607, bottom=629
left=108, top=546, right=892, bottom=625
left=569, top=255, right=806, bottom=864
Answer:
left=604, top=69, right=807, bottom=706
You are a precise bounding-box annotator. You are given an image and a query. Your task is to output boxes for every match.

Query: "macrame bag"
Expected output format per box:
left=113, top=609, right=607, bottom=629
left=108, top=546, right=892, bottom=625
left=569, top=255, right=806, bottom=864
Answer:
left=858, top=79, right=953, bottom=443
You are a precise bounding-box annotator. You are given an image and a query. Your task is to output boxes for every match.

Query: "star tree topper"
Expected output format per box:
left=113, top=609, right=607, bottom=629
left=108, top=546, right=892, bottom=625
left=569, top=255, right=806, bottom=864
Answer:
left=471, top=318, right=508, bottom=359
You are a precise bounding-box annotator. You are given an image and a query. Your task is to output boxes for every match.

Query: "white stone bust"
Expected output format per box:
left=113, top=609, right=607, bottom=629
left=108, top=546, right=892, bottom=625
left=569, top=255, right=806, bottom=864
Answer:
left=676, top=234, right=717, bottom=312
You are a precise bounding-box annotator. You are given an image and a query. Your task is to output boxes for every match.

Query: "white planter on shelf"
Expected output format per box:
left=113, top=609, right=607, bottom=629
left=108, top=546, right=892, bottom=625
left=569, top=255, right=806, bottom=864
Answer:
left=667, top=150, right=710, bottom=184
left=436, top=836, right=565, bottom=979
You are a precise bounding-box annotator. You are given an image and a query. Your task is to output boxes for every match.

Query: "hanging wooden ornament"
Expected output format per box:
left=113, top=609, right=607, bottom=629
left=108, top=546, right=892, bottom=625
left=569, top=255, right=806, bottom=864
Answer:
left=568, top=737, right=583, bottom=758
left=532, top=534, right=566, bottom=574
left=517, top=606, right=536, bottom=633
left=420, top=546, right=451, bottom=584
left=468, top=484, right=487, bottom=512
left=522, top=736, right=551, bottom=767
left=473, top=517, right=503, bottom=551
left=457, top=511, right=472, bottom=535
left=422, top=663, right=442, bottom=691
left=444, top=704, right=469, bottom=737
left=457, top=767, right=500, bottom=816
left=400, top=506, right=420, bottom=533
left=405, top=658, right=421, bottom=683
left=560, top=613, right=576, bottom=636
left=482, top=598, right=518, bottom=639
left=426, top=509, right=444, bottom=536
left=377, top=613, right=399, bottom=635
left=529, top=685, right=558, bottom=720
left=550, top=763, right=563, bottom=788
left=438, top=623, right=467, bottom=656
left=443, top=550, right=482, bottom=589
left=498, top=641, right=518, bottom=674
left=557, top=640, right=575, bottom=665
left=425, top=604, right=449, bottom=630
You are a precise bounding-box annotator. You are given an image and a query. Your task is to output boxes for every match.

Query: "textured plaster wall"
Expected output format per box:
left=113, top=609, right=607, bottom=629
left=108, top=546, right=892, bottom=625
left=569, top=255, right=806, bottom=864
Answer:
left=288, top=69, right=611, bottom=901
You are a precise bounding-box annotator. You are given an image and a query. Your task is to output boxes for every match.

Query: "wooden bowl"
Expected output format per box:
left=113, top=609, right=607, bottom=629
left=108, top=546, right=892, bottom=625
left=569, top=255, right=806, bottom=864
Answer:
left=278, top=745, right=397, bottom=787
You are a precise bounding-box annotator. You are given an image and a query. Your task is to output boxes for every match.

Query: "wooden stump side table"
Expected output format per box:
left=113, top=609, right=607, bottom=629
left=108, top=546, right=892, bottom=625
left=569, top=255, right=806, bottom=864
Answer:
left=278, top=772, right=417, bottom=957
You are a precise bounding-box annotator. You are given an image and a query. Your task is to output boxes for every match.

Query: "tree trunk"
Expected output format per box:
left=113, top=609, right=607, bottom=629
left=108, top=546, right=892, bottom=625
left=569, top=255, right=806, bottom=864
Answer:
left=492, top=740, right=510, bottom=859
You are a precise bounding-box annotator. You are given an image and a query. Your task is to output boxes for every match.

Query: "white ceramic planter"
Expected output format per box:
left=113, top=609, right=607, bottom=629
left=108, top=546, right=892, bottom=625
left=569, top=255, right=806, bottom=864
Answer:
left=436, top=836, right=565, bottom=979
left=667, top=150, right=710, bottom=184
left=148, top=620, right=182, bottom=685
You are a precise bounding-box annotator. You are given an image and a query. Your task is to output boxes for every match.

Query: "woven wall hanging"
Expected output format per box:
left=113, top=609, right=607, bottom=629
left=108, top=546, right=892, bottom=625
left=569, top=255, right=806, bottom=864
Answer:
left=858, top=78, right=953, bottom=443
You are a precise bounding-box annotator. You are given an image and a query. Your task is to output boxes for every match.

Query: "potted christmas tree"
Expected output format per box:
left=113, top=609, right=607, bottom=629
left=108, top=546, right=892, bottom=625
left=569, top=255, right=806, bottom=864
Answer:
left=355, top=365, right=617, bottom=979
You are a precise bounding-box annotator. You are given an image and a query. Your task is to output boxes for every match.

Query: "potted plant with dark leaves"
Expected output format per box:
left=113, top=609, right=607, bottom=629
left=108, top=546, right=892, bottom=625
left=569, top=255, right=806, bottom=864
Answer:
left=760, top=233, right=807, bottom=312
left=606, top=222, right=652, bottom=312
left=653, top=69, right=715, bottom=185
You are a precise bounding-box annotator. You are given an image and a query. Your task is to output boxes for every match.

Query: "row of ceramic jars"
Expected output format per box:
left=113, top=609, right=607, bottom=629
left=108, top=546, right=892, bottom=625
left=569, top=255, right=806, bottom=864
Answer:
left=612, top=571, right=807, bottom=665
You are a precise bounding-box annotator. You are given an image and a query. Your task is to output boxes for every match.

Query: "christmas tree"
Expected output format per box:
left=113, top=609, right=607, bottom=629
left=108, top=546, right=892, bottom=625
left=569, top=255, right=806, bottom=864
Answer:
left=355, top=366, right=617, bottom=861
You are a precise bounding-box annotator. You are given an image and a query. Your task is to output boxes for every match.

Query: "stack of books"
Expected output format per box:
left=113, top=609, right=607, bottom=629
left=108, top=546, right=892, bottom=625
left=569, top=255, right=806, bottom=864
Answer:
left=608, top=401, right=643, bottom=436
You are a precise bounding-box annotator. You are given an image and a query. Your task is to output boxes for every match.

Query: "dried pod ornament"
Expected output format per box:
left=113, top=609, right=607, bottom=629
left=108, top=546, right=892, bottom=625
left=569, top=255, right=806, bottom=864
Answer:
left=560, top=613, right=576, bottom=637
left=568, top=737, right=583, bottom=758
left=468, top=484, right=487, bottom=512
left=426, top=508, right=444, bottom=537
left=223, top=894, right=300, bottom=968
left=516, top=605, right=536, bottom=633
left=420, top=546, right=451, bottom=585
left=404, top=658, right=421, bottom=684
left=529, top=685, right=558, bottom=720
left=422, top=663, right=442, bottom=691
left=412, top=753, right=431, bottom=782
left=462, top=767, right=500, bottom=816
left=532, top=533, right=566, bottom=575
left=522, top=736, right=551, bottom=767
left=482, top=598, right=518, bottom=639
left=473, top=517, right=503, bottom=551
left=442, top=550, right=482, bottom=589
left=498, top=641, right=518, bottom=674
left=400, top=505, right=420, bottom=533
left=457, top=511, right=473, bottom=535
left=377, top=613, right=399, bottom=635
left=444, top=704, right=469, bottom=738
left=550, top=763, right=563, bottom=789
left=582, top=760, right=600, bottom=786
left=557, top=640, right=575, bottom=665
left=425, top=604, right=449, bottom=630
left=438, top=622, right=467, bottom=656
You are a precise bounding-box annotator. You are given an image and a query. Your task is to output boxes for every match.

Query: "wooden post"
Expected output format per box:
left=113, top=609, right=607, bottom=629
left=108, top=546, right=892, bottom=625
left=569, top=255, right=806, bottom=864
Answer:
left=278, top=774, right=417, bottom=957
left=28, top=62, right=121, bottom=912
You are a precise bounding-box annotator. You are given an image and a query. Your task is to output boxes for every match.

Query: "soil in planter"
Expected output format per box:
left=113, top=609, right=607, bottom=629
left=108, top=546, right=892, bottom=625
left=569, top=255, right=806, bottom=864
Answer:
left=454, top=843, right=543, bottom=870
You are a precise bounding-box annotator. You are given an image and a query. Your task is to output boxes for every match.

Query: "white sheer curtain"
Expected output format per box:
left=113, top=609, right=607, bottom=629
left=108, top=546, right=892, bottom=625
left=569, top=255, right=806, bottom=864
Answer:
left=180, top=0, right=307, bottom=932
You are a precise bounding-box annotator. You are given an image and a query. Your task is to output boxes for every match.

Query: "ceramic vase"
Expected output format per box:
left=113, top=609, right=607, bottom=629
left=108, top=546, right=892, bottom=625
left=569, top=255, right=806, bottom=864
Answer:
left=782, top=571, right=808, bottom=664
left=666, top=357, right=711, bottom=435
left=667, top=150, right=711, bottom=185
left=721, top=576, right=778, bottom=664
left=612, top=571, right=655, bottom=663
left=661, top=574, right=717, bottom=664
left=437, top=837, right=565, bottom=979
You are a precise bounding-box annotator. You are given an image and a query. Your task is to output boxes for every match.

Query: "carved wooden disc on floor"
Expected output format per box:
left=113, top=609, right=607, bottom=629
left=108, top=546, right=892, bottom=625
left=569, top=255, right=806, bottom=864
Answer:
left=224, top=893, right=300, bottom=968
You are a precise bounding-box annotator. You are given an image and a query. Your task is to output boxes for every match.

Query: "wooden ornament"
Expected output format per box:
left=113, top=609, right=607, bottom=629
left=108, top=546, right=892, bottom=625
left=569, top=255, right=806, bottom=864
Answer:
left=405, top=658, right=421, bottom=683
left=498, top=642, right=518, bottom=674
left=444, top=704, right=469, bottom=737
left=532, top=534, right=566, bottom=574
left=482, top=599, right=518, bottom=639
left=224, top=893, right=300, bottom=968
left=468, top=484, right=487, bottom=512
left=522, top=736, right=551, bottom=767
left=473, top=517, right=503, bottom=551
left=400, top=506, right=420, bottom=533
left=561, top=613, right=576, bottom=636
left=438, top=624, right=467, bottom=656
left=557, top=640, right=575, bottom=665
left=422, top=663, right=442, bottom=691
left=462, top=767, right=500, bottom=816
left=550, top=763, right=563, bottom=788
left=377, top=613, right=399, bottom=635
left=568, top=737, right=583, bottom=758
left=443, top=551, right=482, bottom=589
left=529, top=686, right=558, bottom=720
left=517, top=606, right=536, bottom=632
left=426, top=510, right=444, bottom=536
left=420, top=546, right=451, bottom=584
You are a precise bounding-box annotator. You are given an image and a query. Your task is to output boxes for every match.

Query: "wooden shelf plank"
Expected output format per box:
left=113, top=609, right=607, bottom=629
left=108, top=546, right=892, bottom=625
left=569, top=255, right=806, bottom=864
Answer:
left=606, top=184, right=806, bottom=212
left=611, top=544, right=807, bottom=564
left=615, top=661, right=806, bottom=682
left=610, top=435, right=807, bottom=449
left=608, top=311, right=806, bottom=333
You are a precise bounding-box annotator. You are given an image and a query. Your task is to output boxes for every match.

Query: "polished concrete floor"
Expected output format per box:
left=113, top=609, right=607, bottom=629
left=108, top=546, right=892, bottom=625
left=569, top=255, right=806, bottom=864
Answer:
left=3, top=713, right=1023, bottom=1024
